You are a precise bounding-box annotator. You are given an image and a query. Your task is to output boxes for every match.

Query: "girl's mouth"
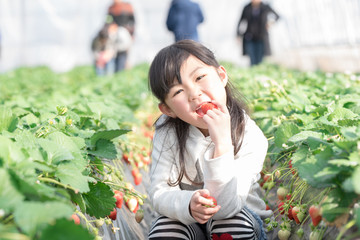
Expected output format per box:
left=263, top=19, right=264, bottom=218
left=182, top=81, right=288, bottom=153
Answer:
left=196, top=102, right=218, bottom=117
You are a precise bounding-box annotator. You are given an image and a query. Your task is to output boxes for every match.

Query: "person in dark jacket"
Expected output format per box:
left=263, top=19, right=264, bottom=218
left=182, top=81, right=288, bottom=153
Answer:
left=166, top=0, right=204, bottom=42
left=237, top=0, right=279, bottom=66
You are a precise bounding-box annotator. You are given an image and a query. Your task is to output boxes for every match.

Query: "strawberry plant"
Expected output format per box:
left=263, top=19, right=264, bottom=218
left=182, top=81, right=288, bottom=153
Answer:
left=227, top=63, right=360, bottom=239
left=0, top=65, right=155, bottom=239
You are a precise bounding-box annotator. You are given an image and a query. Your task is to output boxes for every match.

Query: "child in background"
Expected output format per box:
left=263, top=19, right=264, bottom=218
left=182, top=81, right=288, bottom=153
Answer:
left=147, top=39, right=272, bottom=239
left=91, top=23, right=115, bottom=76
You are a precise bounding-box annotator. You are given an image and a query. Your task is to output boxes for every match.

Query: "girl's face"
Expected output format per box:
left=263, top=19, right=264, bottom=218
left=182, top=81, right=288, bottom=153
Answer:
left=159, top=55, right=228, bottom=132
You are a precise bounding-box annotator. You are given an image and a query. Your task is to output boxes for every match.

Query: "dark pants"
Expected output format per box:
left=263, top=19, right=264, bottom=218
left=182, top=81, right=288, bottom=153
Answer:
left=244, top=40, right=264, bottom=66
left=114, top=51, right=128, bottom=72
left=148, top=207, right=264, bottom=240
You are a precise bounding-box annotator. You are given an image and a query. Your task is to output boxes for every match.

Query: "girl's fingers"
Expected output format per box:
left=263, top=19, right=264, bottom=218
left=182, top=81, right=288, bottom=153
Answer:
left=210, top=100, right=229, bottom=114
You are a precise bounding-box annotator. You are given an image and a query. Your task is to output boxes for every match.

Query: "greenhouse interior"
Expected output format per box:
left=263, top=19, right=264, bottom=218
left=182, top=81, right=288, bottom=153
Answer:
left=0, top=0, right=359, bottom=240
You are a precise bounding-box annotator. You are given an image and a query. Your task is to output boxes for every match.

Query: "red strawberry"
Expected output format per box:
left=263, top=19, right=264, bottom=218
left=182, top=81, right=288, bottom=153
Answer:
left=114, top=191, right=124, bottom=209
left=71, top=214, right=80, bottom=225
left=309, top=205, right=322, bottom=227
left=286, top=194, right=292, bottom=201
left=212, top=234, right=221, bottom=240
left=277, top=187, right=288, bottom=201
left=263, top=174, right=271, bottom=183
left=266, top=204, right=271, bottom=210
left=292, top=206, right=305, bottom=224
left=131, top=168, right=140, bottom=177
left=278, top=201, right=285, bottom=215
left=134, top=173, right=142, bottom=185
left=200, top=102, right=218, bottom=114
left=203, top=196, right=217, bottom=208
left=219, top=233, right=233, bottom=240
left=288, top=160, right=296, bottom=175
left=108, top=208, right=117, bottom=220
left=287, top=205, right=294, bottom=220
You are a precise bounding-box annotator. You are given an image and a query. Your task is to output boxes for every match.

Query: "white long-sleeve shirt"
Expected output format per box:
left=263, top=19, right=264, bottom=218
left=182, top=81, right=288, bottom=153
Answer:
left=149, top=113, right=272, bottom=225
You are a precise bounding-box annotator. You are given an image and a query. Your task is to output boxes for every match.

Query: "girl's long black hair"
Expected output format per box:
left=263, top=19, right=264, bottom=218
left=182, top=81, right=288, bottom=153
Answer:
left=148, top=40, right=249, bottom=187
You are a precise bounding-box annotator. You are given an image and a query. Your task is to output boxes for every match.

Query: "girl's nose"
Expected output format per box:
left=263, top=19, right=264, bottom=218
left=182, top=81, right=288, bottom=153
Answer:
left=189, top=89, right=202, bottom=101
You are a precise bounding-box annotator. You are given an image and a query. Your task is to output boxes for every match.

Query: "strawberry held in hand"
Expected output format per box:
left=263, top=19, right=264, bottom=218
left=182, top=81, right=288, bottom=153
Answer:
left=197, top=102, right=218, bottom=116
left=203, top=196, right=217, bottom=208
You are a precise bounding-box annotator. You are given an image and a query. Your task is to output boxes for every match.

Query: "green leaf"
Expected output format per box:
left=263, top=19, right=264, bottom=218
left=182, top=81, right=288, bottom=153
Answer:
left=56, top=162, right=95, bottom=193
left=328, top=159, right=358, bottom=167
left=7, top=168, right=62, bottom=202
left=352, top=166, right=360, bottom=194
left=0, top=106, right=17, bottom=132
left=47, top=132, right=83, bottom=155
left=90, top=129, right=130, bottom=147
left=334, top=140, right=357, bottom=153
left=349, top=151, right=360, bottom=164
left=328, top=108, right=358, bottom=123
left=356, top=207, right=360, bottom=229
left=274, top=122, right=300, bottom=148
left=293, top=146, right=336, bottom=188
left=0, top=136, right=26, bottom=166
left=0, top=169, right=24, bottom=212
left=14, top=201, right=73, bottom=237
left=88, top=139, right=117, bottom=159
left=321, top=188, right=358, bottom=222
left=340, top=126, right=360, bottom=140
left=291, top=145, right=309, bottom=164
left=37, top=138, right=74, bottom=165
left=69, top=191, right=86, bottom=213
left=39, top=218, right=94, bottom=240
left=288, top=131, right=323, bottom=143
left=306, top=137, right=329, bottom=150
left=82, top=182, right=116, bottom=218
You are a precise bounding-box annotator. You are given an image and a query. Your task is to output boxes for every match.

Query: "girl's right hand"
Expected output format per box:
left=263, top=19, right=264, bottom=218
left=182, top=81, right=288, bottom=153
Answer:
left=189, top=189, right=221, bottom=224
left=202, top=100, right=232, bottom=158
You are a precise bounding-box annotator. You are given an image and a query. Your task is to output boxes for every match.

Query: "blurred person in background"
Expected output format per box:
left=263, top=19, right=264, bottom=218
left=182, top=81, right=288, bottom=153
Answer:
left=91, top=23, right=115, bottom=76
left=166, top=0, right=204, bottom=42
left=236, top=0, right=279, bottom=66
left=108, top=0, right=135, bottom=72
left=91, top=17, right=132, bottom=76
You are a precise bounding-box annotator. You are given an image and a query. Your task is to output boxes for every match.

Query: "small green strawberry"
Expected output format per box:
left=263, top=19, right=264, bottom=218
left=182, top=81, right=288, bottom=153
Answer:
left=95, top=218, right=104, bottom=227
left=278, top=229, right=291, bottom=240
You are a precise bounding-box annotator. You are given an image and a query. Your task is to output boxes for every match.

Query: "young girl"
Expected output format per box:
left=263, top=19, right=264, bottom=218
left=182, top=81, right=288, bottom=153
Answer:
left=148, top=40, right=272, bottom=240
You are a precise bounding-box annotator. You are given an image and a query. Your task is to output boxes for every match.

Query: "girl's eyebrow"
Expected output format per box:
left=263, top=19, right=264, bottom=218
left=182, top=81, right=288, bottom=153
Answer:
left=189, top=66, right=202, bottom=77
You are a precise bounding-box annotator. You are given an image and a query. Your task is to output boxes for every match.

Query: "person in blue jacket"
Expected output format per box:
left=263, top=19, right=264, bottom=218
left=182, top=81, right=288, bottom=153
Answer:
left=166, top=0, right=204, bottom=42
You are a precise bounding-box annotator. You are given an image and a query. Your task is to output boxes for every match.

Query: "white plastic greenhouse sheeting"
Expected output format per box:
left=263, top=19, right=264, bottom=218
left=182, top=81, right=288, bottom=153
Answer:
left=0, top=0, right=359, bottom=73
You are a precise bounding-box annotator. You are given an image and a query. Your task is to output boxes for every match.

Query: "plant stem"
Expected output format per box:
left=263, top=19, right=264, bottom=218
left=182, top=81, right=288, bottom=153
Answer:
left=335, top=219, right=356, bottom=240
left=37, top=177, right=79, bottom=193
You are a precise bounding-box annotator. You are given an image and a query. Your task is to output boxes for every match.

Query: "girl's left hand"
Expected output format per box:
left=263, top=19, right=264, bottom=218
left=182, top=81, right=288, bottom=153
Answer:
left=202, top=101, right=232, bottom=158
left=189, top=189, right=221, bottom=224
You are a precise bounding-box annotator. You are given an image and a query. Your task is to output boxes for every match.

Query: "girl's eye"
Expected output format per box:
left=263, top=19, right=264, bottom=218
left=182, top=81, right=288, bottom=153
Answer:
left=196, top=75, right=205, bottom=81
left=172, top=89, right=183, bottom=97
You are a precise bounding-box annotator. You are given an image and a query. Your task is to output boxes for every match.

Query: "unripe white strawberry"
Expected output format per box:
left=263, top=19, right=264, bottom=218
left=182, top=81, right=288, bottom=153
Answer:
left=126, top=197, right=138, bottom=212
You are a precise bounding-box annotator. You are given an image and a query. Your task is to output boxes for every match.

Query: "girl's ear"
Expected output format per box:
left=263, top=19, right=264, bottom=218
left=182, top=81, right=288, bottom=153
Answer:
left=158, top=103, right=177, bottom=118
left=218, top=66, right=228, bottom=87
